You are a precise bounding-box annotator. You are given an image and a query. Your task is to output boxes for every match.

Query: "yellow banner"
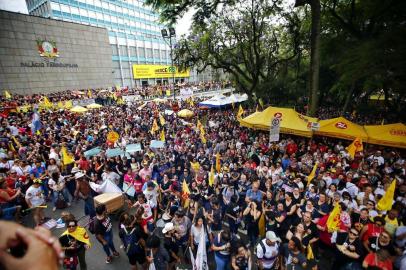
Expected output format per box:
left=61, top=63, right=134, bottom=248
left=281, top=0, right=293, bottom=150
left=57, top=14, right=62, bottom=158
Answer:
left=132, top=64, right=190, bottom=79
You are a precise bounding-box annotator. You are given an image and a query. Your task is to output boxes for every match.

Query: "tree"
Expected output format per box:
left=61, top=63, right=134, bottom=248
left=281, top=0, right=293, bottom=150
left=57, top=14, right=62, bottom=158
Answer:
left=294, top=0, right=321, bottom=116
left=157, top=0, right=304, bottom=102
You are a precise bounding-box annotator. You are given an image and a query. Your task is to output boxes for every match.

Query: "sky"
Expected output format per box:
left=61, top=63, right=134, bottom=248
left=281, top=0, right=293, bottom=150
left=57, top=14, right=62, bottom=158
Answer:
left=0, top=0, right=28, bottom=13
left=0, top=0, right=193, bottom=36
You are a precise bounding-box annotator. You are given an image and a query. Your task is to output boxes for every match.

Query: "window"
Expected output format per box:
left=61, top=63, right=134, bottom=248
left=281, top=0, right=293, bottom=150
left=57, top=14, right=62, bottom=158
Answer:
left=138, top=48, right=145, bottom=58
left=119, top=46, right=128, bottom=56
left=111, top=45, right=118, bottom=55
left=50, top=2, right=60, bottom=11
left=79, top=8, right=88, bottom=17
left=153, top=49, right=160, bottom=59
left=145, top=48, right=153, bottom=58
left=129, top=46, right=137, bottom=57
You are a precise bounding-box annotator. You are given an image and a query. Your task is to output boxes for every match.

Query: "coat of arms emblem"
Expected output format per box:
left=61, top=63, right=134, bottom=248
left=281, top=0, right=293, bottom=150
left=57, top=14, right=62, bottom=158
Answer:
left=36, top=38, right=59, bottom=59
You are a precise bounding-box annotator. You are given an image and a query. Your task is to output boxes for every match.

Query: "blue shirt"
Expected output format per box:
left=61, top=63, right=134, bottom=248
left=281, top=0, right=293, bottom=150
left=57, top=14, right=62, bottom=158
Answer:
left=246, top=189, right=263, bottom=202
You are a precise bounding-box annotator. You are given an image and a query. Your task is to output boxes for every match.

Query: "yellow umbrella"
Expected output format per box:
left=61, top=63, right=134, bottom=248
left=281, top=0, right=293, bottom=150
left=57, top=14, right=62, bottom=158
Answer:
left=177, top=109, right=194, bottom=118
left=86, top=103, right=103, bottom=109
left=70, top=105, right=88, bottom=113
left=152, top=98, right=166, bottom=103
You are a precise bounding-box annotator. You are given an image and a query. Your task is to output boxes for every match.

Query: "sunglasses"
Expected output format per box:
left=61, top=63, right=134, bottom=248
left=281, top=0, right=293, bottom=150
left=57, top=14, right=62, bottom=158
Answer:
left=67, top=225, right=76, bottom=228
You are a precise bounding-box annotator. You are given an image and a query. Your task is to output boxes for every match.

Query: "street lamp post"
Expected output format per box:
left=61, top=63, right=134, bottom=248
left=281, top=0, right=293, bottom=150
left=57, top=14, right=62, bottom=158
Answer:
left=161, top=27, right=176, bottom=100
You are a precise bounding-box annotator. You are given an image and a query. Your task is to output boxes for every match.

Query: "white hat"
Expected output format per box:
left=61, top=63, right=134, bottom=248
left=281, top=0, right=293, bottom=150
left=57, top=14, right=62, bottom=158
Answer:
left=162, top=222, right=175, bottom=234
left=71, top=167, right=80, bottom=173
left=266, top=231, right=281, bottom=242
left=74, top=172, right=85, bottom=179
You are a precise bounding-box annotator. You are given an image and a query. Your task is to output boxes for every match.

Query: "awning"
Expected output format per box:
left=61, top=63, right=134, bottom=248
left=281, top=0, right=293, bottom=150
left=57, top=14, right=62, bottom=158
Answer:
left=314, top=117, right=368, bottom=140
left=364, top=123, right=406, bottom=148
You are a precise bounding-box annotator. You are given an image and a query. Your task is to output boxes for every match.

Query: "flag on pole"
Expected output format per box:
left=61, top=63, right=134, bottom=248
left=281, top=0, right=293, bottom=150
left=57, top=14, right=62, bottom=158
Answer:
left=326, top=203, right=341, bottom=232
left=345, top=137, right=363, bottom=159
left=195, top=227, right=208, bottom=270
left=209, top=165, right=215, bottom=187
left=377, top=180, right=396, bottom=211
left=237, top=105, right=244, bottom=119
left=159, top=114, right=166, bottom=125
left=4, top=90, right=12, bottom=99
left=150, top=119, right=159, bottom=134
left=160, top=129, right=165, bottom=142
left=307, top=162, right=318, bottom=186
left=40, top=96, right=53, bottom=109
left=61, top=146, right=75, bottom=165
left=215, top=152, right=221, bottom=173
left=182, top=179, right=190, bottom=208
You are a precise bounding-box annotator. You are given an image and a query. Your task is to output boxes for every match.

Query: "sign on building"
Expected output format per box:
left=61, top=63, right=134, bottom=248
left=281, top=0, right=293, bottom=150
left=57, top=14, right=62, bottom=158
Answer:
left=132, top=64, right=190, bottom=79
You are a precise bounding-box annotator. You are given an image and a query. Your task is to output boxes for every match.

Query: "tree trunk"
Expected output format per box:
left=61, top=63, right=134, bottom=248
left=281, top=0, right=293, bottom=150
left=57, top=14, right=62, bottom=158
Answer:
left=341, top=85, right=354, bottom=115
left=308, top=0, right=321, bottom=116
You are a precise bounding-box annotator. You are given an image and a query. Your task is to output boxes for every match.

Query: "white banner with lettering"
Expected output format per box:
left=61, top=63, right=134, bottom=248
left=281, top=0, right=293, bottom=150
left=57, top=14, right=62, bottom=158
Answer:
left=269, top=117, right=280, bottom=143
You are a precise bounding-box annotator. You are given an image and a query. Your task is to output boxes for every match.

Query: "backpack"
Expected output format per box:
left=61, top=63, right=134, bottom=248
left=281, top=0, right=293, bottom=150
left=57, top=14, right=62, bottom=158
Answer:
left=122, top=228, right=143, bottom=256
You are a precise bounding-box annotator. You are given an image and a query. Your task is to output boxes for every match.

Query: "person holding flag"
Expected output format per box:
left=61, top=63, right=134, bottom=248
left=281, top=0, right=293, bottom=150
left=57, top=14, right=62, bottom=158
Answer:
left=59, top=217, right=91, bottom=270
left=346, top=137, right=363, bottom=159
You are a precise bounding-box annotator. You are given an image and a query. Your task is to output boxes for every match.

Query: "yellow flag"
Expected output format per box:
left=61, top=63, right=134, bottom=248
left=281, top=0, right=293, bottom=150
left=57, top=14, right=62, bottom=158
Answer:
left=61, top=227, right=91, bottom=247
left=237, top=105, right=244, bottom=119
left=209, top=165, right=215, bottom=187
left=159, top=114, right=166, bottom=125
left=307, top=244, right=314, bottom=260
left=377, top=180, right=396, bottom=211
left=255, top=104, right=259, bottom=112
left=8, top=142, right=16, bottom=152
left=160, top=129, right=165, bottom=142
left=57, top=101, right=64, bottom=109
left=87, top=89, right=92, bottom=98
left=41, top=96, right=53, bottom=109
left=4, top=90, right=12, bottom=99
left=150, top=119, right=159, bottom=134
left=307, top=162, right=318, bottom=186
left=64, top=100, right=73, bottom=109
left=326, top=203, right=341, bottom=232
left=200, top=133, right=207, bottom=144
left=215, top=152, right=221, bottom=173
left=345, top=137, right=363, bottom=159
left=182, top=179, right=190, bottom=208
left=12, top=136, right=21, bottom=148
left=36, top=130, right=41, bottom=135
left=166, top=90, right=171, bottom=96
left=61, top=146, right=75, bottom=165
left=190, top=98, right=194, bottom=107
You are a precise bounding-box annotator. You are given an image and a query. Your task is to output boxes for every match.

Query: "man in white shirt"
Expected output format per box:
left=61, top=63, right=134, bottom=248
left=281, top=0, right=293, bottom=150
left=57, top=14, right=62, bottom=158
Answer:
left=369, top=151, right=385, bottom=166
left=257, top=231, right=281, bottom=270
left=25, top=179, right=45, bottom=226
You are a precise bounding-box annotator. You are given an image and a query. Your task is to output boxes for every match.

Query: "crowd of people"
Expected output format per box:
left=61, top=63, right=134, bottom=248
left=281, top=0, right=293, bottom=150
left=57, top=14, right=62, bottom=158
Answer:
left=0, top=88, right=405, bottom=270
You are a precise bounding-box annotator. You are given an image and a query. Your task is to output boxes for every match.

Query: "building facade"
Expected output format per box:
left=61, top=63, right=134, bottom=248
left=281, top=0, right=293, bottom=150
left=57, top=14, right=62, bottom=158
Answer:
left=0, top=10, right=113, bottom=94
left=25, top=0, right=207, bottom=87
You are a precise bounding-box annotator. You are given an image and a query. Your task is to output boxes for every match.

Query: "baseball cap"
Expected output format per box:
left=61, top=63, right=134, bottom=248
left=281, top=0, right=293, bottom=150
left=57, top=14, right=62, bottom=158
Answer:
left=266, top=231, right=281, bottom=242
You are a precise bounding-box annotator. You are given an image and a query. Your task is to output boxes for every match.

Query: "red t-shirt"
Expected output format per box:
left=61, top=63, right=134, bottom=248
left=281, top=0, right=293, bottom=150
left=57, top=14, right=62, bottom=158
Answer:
left=363, top=253, right=393, bottom=270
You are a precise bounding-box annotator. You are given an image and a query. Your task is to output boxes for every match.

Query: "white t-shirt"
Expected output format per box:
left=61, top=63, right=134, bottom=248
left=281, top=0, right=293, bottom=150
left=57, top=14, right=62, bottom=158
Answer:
left=256, top=239, right=279, bottom=269
left=48, top=176, right=66, bottom=191
left=190, top=225, right=210, bottom=245
left=25, top=185, right=45, bottom=207
left=143, top=188, right=158, bottom=208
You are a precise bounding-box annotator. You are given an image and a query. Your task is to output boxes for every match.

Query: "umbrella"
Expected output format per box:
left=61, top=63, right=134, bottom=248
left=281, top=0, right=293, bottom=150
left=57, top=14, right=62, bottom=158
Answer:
left=177, top=109, right=194, bottom=118
left=70, top=106, right=88, bottom=113
left=152, top=98, right=166, bottom=103
left=86, top=103, right=103, bottom=109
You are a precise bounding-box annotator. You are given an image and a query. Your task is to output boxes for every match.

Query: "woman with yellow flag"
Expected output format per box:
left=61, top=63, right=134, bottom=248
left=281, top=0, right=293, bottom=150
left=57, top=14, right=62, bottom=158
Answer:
left=59, top=216, right=91, bottom=270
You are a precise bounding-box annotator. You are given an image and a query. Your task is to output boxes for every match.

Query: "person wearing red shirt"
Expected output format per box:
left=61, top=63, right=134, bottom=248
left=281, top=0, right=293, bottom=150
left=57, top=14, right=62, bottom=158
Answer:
left=286, top=140, right=298, bottom=156
left=78, top=156, right=90, bottom=172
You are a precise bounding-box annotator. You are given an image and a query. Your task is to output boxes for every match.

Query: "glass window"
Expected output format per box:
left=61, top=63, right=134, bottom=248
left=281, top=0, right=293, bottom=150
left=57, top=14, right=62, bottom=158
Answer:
left=111, top=16, right=117, bottom=23
left=111, top=45, right=118, bottom=55
left=50, top=2, right=60, bottom=11
left=60, top=3, right=70, bottom=12
left=93, top=0, right=102, bottom=7
left=120, top=46, right=128, bottom=56
left=96, top=12, right=103, bottom=19
left=79, top=8, right=88, bottom=17
left=129, top=46, right=137, bottom=57
left=102, top=1, right=109, bottom=9
left=116, top=6, right=122, bottom=13
left=153, top=49, right=160, bottom=59
left=88, top=10, right=96, bottom=18
left=138, top=48, right=145, bottom=58
left=103, top=13, right=110, bottom=21
left=146, top=48, right=153, bottom=58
